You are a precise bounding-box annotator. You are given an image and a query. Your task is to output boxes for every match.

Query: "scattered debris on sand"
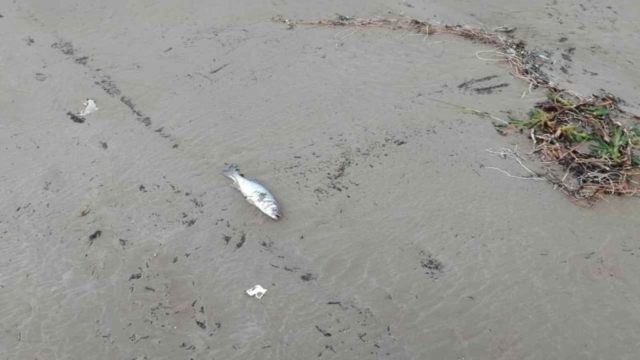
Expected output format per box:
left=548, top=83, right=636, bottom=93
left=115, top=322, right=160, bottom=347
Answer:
left=272, top=15, right=552, bottom=88
left=496, top=91, right=640, bottom=206
left=273, top=14, right=640, bottom=206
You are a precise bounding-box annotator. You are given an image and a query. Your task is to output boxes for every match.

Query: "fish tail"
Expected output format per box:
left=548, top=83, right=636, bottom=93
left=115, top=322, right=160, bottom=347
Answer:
left=222, top=163, right=240, bottom=179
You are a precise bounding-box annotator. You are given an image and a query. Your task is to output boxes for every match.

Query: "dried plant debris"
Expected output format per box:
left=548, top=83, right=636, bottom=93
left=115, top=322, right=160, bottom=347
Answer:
left=272, top=15, right=552, bottom=88
left=496, top=91, right=640, bottom=206
left=274, top=14, right=640, bottom=206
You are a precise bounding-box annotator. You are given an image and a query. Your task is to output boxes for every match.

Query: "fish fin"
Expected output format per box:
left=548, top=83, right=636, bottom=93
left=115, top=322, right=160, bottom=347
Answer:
left=222, top=164, right=240, bottom=179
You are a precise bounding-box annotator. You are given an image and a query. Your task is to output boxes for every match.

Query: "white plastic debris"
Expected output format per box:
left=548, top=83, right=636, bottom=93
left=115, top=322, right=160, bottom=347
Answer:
left=79, top=98, right=98, bottom=116
left=246, top=285, right=267, bottom=299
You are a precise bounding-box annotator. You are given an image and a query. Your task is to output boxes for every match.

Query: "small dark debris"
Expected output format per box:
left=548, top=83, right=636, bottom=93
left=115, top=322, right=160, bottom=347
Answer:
left=420, top=252, right=444, bottom=279
left=562, top=53, right=572, bottom=62
left=222, top=234, right=231, bottom=245
left=139, top=185, right=146, bottom=192
left=74, top=56, right=89, bottom=65
left=184, top=219, right=196, bottom=227
left=173, top=257, right=178, bottom=263
left=88, top=230, right=102, bottom=245
left=327, top=301, right=341, bottom=305
left=119, top=239, right=129, bottom=248
left=67, top=112, right=85, bottom=123
left=100, top=141, right=108, bottom=149
left=260, top=241, right=275, bottom=252
left=35, top=73, right=48, bottom=81
left=301, top=273, right=317, bottom=282
left=164, top=47, right=173, bottom=52
left=129, top=272, right=142, bottom=281
left=559, top=37, right=568, bottom=42
left=315, top=325, right=332, bottom=337
left=422, top=258, right=443, bottom=271
left=236, top=232, right=246, bottom=249
left=144, top=286, right=155, bottom=292
left=52, top=41, right=74, bottom=56
left=196, top=320, right=206, bottom=330
left=25, top=37, right=34, bottom=45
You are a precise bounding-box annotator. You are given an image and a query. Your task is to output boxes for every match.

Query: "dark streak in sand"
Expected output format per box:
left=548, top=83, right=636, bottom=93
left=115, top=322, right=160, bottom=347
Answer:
left=458, top=75, right=498, bottom=89
left=315, top=325, right=332, bottom=337
left=210, top=63, right=229, bottom=75
left=473, top=83, right=509, bottom=94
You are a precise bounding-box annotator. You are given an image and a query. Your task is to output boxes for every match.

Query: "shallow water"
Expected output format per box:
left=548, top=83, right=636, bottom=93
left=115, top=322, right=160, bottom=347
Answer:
left=2, top=1, right=640, bottom=359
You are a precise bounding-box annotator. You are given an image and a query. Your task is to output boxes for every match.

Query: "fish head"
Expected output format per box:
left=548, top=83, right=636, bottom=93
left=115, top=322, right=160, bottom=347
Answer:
left=264, top=203, right=281, bottom=220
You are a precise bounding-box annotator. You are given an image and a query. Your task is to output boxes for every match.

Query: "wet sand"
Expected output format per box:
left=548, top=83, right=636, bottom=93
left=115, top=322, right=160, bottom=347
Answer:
left=2, top=1, right=640, bottom=359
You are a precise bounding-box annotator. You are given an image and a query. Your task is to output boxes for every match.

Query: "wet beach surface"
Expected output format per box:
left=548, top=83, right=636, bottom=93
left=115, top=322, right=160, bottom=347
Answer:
left=2, top=1, right=640, bottom=359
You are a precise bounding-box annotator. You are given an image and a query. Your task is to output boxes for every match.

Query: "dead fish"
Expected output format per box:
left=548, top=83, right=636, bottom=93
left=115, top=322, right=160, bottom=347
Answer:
left=222, top=164, right=281, bottom=220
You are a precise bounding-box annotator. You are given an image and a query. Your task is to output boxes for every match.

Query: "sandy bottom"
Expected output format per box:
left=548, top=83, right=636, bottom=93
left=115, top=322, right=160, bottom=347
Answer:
left=2, top=1, right=640, bottom=359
